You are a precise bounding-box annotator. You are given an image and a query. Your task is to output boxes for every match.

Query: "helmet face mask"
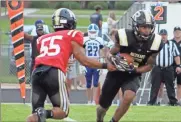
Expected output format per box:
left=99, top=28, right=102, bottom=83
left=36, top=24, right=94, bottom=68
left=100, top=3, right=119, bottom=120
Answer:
left=88, top=24, right=99, bottom=40
left=52, top=8, right=77, bottom=31
left=132, top=10, right=156, bottom=41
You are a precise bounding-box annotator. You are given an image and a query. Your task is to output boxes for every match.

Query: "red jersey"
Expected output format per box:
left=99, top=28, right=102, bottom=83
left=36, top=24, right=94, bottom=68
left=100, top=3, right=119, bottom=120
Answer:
left=35, top=30, right=83, bottom=73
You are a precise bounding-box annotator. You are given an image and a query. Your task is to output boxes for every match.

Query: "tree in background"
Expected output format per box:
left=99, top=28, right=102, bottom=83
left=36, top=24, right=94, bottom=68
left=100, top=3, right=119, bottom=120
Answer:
left=108, top=1, right=115, bottom=9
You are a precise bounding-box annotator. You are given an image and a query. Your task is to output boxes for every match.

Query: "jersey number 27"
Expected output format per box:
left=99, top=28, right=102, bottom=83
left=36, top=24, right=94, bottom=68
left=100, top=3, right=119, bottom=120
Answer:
left=88, top=45, right=98, bottom=56
left=38, top=36, right=62, bottom=57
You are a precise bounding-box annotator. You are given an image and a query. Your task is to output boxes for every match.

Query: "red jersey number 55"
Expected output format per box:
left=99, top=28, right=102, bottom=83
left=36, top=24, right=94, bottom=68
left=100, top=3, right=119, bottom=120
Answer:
left=38, top=36, right=62, bottom=57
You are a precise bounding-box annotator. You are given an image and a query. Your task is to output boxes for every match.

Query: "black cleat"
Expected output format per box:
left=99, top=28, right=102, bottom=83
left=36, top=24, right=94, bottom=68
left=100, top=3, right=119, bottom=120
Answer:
left=35, top=107, right=47, bottom=122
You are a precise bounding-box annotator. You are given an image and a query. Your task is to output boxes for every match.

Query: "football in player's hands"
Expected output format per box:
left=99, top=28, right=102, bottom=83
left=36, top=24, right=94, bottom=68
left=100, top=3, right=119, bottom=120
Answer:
left=119, top=53, right=134, bottom=65
left=107, top=53, right=135, bottom=71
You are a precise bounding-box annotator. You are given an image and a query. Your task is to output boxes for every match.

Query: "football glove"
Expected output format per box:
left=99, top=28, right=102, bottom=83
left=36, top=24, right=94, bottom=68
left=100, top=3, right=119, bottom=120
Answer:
left=108, top=54, right=136, bottom=73
left=79, top=65, right=87, bottom=75
left=97, top=69, right=103, bottom=75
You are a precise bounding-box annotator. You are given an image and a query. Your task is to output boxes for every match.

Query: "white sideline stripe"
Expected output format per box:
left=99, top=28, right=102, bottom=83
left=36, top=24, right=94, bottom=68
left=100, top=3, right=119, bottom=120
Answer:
left=63, top=117, right=77, bottom=122
left=26, top=103, right=31, bottom=107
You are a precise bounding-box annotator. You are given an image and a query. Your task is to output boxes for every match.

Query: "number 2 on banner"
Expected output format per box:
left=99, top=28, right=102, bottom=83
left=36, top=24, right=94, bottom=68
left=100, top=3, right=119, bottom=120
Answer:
left=38, top=36, right=62, bottom=57
left=154, top=6, right=164, bottom=21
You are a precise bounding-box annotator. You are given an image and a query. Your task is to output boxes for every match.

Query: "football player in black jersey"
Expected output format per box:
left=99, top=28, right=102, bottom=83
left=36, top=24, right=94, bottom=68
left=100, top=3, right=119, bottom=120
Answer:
left=96, top=10, right=164, bottom=122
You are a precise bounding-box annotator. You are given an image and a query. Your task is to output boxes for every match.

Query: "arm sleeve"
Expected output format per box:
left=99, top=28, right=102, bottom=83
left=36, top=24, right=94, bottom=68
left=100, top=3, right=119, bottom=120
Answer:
left=100, top=44, right=104, bottom=49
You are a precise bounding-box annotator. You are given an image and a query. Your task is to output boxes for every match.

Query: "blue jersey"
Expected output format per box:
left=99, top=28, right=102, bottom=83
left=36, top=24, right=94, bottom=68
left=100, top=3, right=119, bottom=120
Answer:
left=83, top=36, right=104, bottom=58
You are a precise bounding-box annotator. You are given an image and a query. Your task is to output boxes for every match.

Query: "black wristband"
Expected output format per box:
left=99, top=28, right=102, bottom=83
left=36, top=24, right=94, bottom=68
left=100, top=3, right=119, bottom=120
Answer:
left=102, top=63, right=107, bottom=69
left=176, top=64, right=181, bottom=68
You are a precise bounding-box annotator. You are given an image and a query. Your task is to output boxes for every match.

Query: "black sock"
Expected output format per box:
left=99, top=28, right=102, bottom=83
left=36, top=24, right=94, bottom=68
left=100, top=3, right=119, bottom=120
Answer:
left=110, top=117, right=117, bottom=122
left=46, top=110, right=53, bottom=118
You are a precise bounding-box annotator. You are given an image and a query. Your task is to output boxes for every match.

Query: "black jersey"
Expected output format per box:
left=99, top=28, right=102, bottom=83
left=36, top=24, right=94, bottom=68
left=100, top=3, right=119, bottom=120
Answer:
left=115, top=29, right=163, bottom=68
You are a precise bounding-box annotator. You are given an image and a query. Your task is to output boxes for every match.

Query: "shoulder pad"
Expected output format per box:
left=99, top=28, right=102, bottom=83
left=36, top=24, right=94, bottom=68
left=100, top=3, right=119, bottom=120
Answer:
left=150, top=34, right=162, bottom=51
left=67, top=30, right=81, bottom=37
left=118, top=28, right=128, bottom=46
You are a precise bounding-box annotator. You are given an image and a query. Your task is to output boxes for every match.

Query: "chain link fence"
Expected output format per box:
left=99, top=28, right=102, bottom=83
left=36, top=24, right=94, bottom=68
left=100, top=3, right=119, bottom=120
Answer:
left=0, top=43, right=32, bottom=83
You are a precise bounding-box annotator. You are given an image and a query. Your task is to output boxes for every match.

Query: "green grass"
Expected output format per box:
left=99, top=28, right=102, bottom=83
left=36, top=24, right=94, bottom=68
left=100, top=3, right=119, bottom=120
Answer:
left=0, top=17, right=89, bottom=44
left=0, top=56, right=18, bottom=83
left=34, top=9, right=125, bottom=16
left=2, top=104, right=181, bottom=122
left=0, top=76, right=17, bottom=83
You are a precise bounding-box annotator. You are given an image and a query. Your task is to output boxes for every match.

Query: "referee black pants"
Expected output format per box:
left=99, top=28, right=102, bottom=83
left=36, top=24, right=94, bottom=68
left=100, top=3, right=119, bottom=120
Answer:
left=148, top=66, right=177, bottom=104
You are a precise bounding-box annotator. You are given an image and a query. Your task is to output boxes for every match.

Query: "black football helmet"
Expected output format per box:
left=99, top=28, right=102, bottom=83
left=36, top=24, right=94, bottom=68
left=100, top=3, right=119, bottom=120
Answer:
left=131, top=10, right=156, bottom=41
left=52, top=8, right=76, bottom=31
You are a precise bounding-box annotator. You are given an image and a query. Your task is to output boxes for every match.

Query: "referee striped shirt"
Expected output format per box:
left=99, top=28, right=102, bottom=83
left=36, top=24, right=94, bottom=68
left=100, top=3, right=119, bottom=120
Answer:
left=156, top=40, right=180, bottom=67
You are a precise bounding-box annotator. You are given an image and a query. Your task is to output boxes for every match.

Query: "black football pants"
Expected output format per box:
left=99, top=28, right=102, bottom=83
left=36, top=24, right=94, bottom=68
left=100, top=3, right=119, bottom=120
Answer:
left=148, top=66, right=177, bottom=104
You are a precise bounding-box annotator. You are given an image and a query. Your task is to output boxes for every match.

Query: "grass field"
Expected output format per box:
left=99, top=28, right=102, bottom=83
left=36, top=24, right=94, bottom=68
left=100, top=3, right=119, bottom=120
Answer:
left=2, top=104, right=181, bottom=122
left=0, top=56, right=18, bottom=83
left=34, top=9, right=125, bottom=16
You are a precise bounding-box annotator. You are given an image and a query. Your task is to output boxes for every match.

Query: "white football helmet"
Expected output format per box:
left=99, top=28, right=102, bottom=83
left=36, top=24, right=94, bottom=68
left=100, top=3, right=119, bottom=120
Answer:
left=88, top=24, right=99, bottom=40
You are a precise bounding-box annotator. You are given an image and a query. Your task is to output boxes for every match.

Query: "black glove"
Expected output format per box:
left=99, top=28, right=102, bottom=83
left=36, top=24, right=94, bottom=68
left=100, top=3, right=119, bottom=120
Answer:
left=108, top=54, right=135, bottom=72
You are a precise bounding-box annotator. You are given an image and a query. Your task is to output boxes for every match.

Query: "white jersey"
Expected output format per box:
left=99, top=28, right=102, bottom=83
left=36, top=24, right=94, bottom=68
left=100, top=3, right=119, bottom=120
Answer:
left=83, top=36, right=104, bottom=58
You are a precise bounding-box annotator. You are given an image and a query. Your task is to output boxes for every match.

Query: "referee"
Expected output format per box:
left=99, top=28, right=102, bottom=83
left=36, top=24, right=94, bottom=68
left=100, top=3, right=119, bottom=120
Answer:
left=171, top=26, right=181, bottom=102
left=148, top=29, right=181, bottom=106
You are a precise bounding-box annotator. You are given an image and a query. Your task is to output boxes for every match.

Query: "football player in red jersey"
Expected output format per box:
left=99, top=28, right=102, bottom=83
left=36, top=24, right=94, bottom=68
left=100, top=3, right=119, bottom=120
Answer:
left=26, top=8, right=116, bottom=122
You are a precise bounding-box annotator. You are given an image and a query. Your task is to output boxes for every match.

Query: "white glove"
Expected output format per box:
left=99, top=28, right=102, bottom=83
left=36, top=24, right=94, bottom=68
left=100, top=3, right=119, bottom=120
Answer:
left=97, top=69, right=102, bottom=75
left=79, top=65, right=87, bottom=75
